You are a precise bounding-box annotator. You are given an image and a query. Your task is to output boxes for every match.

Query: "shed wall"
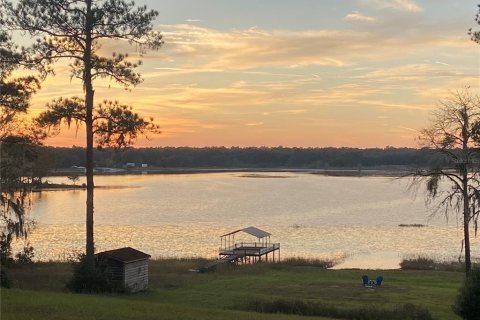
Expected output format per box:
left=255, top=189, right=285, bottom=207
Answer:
left=123, top=260, right=149, bottom=292
left=103, top=259, right=124, bottom=282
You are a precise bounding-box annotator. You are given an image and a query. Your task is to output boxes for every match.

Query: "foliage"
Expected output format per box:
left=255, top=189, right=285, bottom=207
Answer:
left=245, top=299, right=433, bottom=320
left=0, top=234, right=13, bottom=288
left=66, top=254, right=122, bottom=293
left=2, top=0, right=162, bottom=263
left=410, top=88, right=480, bottom=274
left=67, top=175, right=80, bottom=186
left=0, top=136, right=40, bottom=287
left=453, top=267, right=480, bottom=319
left=277, top=257, right=336, bottom=268
left=36, top=97, right=159, bottom=149
left=400, top=256, right=464, bottom=272
left=14, top=244, right=35, bottom=264
left=0, top=7, right=46, bottom=288
left=1, top=137, right=39, bottom=236
left=1, top=0, right=163, bottom=78
left=0, top=30, right=40, bottom=131
left=43, top=146, right=444, bottom=169
left=469, top=4, right=480, bottom=44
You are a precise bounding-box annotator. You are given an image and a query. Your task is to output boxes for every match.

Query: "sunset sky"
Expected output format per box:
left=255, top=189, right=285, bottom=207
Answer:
left=27, top=0, right=480, bottom=148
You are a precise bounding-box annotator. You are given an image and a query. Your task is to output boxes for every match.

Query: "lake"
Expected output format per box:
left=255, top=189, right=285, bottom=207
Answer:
left=18, top=172, right=480, bottom=269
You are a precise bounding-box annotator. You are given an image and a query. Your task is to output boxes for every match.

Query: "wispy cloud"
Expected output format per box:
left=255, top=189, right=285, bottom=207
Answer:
left=152, top=23, right=468, bottom=74
left=245, top=122, right=264, bottom=127
left=29, top=5, right=477, bottom=148
left=344, top=11, right=377, bottom=23
left=360, top=0, right=423, bottom=12
left=354, top=63, right=466, bottom=81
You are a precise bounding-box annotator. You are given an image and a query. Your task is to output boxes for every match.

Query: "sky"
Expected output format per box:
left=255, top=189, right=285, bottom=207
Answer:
left=26, top=0, right=480, bottom=148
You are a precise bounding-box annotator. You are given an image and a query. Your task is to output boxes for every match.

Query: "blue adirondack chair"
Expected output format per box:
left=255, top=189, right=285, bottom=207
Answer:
left=376, top=276, right=383, bottom=287
left=362, top=275, right=369, bottom=286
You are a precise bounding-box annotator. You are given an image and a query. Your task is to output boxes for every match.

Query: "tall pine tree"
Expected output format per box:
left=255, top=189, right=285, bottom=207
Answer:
left=2, top=0, right=163, bottom=263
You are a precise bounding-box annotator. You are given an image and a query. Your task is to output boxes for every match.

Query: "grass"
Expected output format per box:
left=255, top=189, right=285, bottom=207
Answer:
left=400, top=256, right=465, bottom=272
left=3, top=289, right=329, bottom=320
left=2, top=259, right=466, bottom=320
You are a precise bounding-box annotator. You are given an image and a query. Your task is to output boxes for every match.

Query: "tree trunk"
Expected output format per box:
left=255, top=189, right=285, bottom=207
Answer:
left=463, top=171, right=472, bottom=275
left=84, top=0, right=95, bottom=262
left=461, top=106, right=472, bottom=275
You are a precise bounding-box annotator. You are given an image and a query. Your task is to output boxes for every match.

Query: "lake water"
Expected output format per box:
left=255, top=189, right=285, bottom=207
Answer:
left=17, top=172, right=480, bottom=269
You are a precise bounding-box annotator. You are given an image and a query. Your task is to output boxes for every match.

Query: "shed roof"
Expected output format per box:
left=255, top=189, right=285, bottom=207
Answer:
left=97, top=247, right=151, bottom=263
left=221, top=226, right=271, bottom=239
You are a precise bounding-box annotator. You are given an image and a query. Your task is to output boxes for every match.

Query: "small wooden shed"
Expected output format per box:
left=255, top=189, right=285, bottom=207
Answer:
left=97, top=247, right=150, bottom=293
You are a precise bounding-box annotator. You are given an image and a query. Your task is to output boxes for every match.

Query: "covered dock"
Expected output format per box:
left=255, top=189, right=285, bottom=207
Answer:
left=219, top=226, right=280, bottom=264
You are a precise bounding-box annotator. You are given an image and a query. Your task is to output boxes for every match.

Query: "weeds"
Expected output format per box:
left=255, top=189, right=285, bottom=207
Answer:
left=244, top=298, right=433, bottom=320
left=400, top=256, right=464, bottom=272
left=277, top=257, right=336, bottom=268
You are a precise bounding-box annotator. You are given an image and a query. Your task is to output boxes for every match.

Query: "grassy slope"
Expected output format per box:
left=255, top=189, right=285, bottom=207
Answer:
left=3, top=289, right=332, bottom=320
left=2, top=260, right=464, bottom=320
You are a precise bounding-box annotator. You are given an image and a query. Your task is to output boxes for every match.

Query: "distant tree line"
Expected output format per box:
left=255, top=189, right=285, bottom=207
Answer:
left=42, top=146, right=447, bottom=170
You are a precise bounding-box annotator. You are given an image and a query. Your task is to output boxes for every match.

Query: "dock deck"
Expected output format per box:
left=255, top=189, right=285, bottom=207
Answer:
left=219, top=227, right=280, bottom=264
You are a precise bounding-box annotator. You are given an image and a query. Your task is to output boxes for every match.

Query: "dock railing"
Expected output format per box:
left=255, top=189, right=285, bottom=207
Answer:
left=219, top=242, right=280, bottom=254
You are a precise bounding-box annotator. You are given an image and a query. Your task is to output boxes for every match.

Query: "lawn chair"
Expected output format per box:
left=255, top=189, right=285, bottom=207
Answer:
left=362, top=275, right=369, bottom=286
left=376, top=276, right=383, bottom=287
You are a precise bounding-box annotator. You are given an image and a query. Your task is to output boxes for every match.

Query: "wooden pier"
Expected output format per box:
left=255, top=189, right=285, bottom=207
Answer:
left=197, top=226, right=281, bottom=272
left=218, top=226, right=280, bottom=264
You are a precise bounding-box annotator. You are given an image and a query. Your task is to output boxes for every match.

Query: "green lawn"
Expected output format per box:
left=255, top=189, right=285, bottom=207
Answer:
left=2, top=260, right=465, bottom=320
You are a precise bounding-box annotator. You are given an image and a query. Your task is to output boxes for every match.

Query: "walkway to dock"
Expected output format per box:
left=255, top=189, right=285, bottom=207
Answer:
left=201, top=254, right=243, bottom=271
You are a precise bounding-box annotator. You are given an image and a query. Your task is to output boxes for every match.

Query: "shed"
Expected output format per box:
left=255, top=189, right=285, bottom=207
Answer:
left=97, top=247, right=151, bottom=293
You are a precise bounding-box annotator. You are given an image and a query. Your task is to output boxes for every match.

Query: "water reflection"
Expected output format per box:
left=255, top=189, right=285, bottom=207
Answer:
left=15, top=173, right=480, bottom=268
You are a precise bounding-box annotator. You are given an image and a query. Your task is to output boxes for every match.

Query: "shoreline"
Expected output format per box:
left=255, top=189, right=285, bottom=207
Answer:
left=49, top=166, right=412, bottom=177
left=33, top=167, right=410, bottom=191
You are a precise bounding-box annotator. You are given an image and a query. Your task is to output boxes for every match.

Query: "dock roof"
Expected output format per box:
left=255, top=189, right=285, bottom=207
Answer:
left=221, top=226, right=271, bottom=239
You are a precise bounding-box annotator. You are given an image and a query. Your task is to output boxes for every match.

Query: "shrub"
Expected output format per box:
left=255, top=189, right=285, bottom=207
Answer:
left=400, top=256, right=464, bottom=272
left=453, top=267, right=480, bottom=319
left=279, top=257, right=336, bottom=268
left=66, top=254, right=123, bottom=293
left=0, top=234, right=13, bottom=288
left=1, top=265, right=11, bottom=288
left=15, top=245, right=35, bottom=264
left=245, top=299, right=432, bottom=320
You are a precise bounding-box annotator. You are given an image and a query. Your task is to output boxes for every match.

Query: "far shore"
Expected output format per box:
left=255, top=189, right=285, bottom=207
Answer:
left=32, top=183, right=136, bottom=192
left=49, top=166, right=412, bottom=177
left=34, top=166, right=411, bottom=191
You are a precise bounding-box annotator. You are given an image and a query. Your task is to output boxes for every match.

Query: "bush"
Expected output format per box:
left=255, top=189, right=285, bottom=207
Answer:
left=453, top=267, right=480, bottom=319
left=279, top=257, right=336, bottom=268
left=245, top=299, right=432, bottom=320
left=1, top=264, right=11, bottom=288
left=0, top=234, right=13, bottom=288
left=400, top=256, right=464, bottom=272
left=66, top=254, right=123, bottom=293
left=15, top=245, right=35, bottom=264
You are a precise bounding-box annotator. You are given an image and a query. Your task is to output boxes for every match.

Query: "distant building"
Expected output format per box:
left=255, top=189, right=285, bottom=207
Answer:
left=70, top=166, right=86, bottom=173
left=95, top=167, right=126, bottom=173
left=141, top=164, right=148, bottom=168
left=125, top=163, right=136, bottom=168
left=96, top=247, right=151, bottom=293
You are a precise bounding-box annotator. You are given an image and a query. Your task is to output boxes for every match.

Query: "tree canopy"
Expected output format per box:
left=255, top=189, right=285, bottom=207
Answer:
left=470, top=4, right=480, bottom=44
left=37, top=97, right=159, bottom=148
left=2, top=0, right=163, bottom=264
left=0, top=30, right=40, bottom=134
left=411, top=88, right=480, bottom=274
